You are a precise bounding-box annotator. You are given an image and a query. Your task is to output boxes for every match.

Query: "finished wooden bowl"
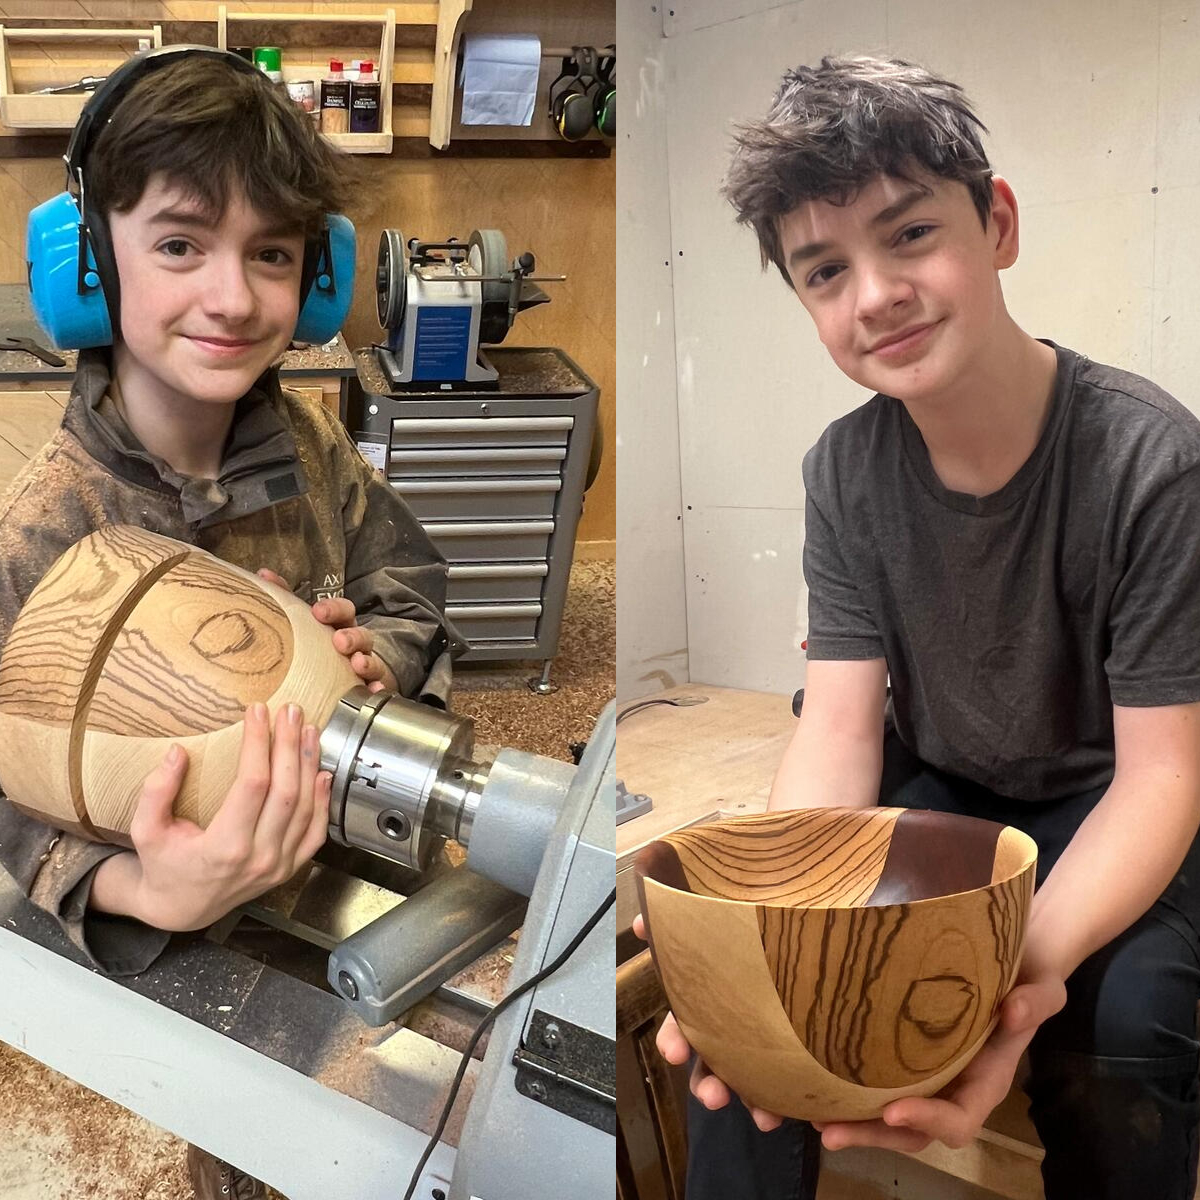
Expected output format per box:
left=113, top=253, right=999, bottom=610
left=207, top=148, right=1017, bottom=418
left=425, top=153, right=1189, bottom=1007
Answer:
left=636, top=807, right=1036, bottom=1121
left=0, top=525, right=358, bottom=846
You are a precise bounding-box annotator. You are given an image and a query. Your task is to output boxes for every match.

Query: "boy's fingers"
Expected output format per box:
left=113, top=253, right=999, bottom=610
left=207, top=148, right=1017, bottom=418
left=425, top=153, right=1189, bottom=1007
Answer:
left=655, top=1012, right=691, bottom=1064
left=690, top=1060, right=731, bottom=1109
left=210, top=704, right=272, bottom=835
left=314, top=597, right=357, bottom=628
left=353, top=651, right=385, bottom=681
left=130, top=744, right=188, bottom=844
left=297, top=771, right=333, bottom=863
left=750, top=1106, right=784, bottom=1133
left=334, top=626, right=372, bottom=656
left=254, top=704, right=304, bottom=846
left=256, top=568, right=289, bottom=589
left=280, top=724, right=321, bottom=863
left=632, top=912, right=646, bottom=940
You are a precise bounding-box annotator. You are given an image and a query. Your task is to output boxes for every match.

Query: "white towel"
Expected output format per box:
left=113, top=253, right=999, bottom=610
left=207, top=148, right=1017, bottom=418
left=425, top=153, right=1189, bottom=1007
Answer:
left=460, top=33, right=542, bottom=126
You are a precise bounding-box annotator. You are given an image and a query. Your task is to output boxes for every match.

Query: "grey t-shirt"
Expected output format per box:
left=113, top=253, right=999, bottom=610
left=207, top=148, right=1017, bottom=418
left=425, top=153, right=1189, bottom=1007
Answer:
left=802, top=342, right=1200, bottom=801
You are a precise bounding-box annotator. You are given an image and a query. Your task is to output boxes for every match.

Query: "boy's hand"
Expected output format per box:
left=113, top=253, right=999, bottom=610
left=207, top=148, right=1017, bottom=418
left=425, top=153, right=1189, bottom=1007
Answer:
left=257, top=568, right=397, bottom=695
left=812, top=970, right=1067, bottom=1153
left=633, top=911, right=786, bottom=1132
left=124, top=702, right=332, bottom=932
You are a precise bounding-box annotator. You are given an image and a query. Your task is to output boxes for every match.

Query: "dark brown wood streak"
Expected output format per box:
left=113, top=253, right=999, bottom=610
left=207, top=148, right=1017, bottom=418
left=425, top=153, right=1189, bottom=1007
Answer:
left=867, top=809, right=1003, bottom=906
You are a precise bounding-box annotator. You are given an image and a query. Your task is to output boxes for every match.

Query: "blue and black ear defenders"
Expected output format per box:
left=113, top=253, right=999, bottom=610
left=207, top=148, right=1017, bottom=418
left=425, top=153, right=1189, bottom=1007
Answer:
left=26, top=44, right=356, bottom=350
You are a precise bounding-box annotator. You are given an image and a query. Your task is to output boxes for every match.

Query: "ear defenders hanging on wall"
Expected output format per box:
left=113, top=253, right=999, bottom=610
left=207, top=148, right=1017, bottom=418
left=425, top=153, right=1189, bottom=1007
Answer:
left=548, top=50, right=596, bottom=143
left=26, top=44, right=357, bottom=350
left=593, top=53, right=615, bottom=137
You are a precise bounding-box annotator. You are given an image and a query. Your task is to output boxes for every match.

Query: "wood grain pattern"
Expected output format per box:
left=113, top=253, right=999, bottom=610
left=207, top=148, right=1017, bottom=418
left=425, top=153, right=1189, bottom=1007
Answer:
left=0, top=524, right=359, bottom=843
left=636, top=808, right=1037, bottom=1120
left=89, top=553, right=292, bottom=738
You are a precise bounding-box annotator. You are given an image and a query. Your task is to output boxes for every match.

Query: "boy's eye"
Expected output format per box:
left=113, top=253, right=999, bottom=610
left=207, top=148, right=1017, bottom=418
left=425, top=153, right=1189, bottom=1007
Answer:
left=159, top=239, right=192, bottom=258
left=258, top=248, right=294, bottom=266
left=806, top=263, right=845, bottom=288
left=898, top=224, right=936, bottom=244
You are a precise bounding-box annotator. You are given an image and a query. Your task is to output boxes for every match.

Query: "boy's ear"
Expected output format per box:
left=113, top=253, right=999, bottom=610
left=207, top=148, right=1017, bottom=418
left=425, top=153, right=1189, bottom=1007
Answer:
left=990, top=177, right=1020, bottom=270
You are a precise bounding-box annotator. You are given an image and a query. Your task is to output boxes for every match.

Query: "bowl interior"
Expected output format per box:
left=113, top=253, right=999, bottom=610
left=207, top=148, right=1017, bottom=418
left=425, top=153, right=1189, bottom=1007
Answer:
left=637, top=807, right=1035, bottom=907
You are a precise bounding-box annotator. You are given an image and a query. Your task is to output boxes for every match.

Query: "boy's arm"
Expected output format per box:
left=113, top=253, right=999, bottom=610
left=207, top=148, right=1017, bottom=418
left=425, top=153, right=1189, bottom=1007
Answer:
left=1026, top=699, right=1200, bottom=985
left=0, top=802, right=169, bottom=976
left=817, top=697, right=1200, bottom=1154
left=768, top=658, right=889, bottom=811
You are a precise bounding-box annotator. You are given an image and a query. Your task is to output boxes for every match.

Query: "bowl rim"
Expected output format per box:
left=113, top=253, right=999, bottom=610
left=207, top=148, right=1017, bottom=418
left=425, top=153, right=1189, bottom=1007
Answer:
left=635, top=805, right=1038, bottom=910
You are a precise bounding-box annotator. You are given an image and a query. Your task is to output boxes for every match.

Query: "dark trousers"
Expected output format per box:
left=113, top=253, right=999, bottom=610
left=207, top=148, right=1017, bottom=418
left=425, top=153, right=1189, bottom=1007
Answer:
left=685, top=732, right=1200, bottom=1200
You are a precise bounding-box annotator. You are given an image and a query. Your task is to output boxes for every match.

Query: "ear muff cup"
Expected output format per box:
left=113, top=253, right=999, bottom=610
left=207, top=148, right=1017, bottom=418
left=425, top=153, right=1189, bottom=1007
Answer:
left=593, top=56, right=615, bottom=137
left=27, top=191, right=114, bottom=351
left=548, top=57, right=593, bottom=143
left=594, top=83, right=615, bottom=136
left=294, top=212, right=357, bottom=345
left=26, top=44, right=358, bottom=350
left=556, top=88, right=594, bottom=141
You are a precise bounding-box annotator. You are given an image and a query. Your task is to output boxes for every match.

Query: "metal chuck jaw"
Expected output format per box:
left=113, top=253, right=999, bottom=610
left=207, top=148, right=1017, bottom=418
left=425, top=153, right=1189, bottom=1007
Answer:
left=320, top=685, right=489, bottom=872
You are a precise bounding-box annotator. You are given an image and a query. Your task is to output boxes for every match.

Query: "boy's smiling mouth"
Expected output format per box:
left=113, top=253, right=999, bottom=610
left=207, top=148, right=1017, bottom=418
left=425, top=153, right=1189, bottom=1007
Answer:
left=868, top=320, right=941, bottom=359
left=186, top=334, right=258, bottom=355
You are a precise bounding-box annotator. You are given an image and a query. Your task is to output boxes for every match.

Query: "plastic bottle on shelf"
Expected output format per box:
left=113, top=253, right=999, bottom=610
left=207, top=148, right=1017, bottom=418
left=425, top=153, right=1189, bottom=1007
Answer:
left=349, top=59, right=381, bottom=134
left=319, top=59, right=350, bottom=135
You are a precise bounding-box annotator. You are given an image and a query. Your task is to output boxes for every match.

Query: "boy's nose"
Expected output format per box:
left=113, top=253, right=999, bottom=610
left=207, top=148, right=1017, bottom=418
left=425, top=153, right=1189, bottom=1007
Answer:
left=201, top=259, right=258, bottom=322
left=855, top=266, right=915, bottom=323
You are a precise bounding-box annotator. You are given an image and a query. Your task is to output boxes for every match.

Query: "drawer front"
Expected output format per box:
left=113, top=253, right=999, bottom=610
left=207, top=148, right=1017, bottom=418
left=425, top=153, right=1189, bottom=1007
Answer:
left=395, top=478, right=561, bottom=522
left=447, top=562, right=548, bottom=603
left=390, top=446, right=566, bottom=478
left=391, top=416, right=573, bottom=450
left=447, top=602, right=542, bottom=643
left=425, top=520, right=553, bottom=563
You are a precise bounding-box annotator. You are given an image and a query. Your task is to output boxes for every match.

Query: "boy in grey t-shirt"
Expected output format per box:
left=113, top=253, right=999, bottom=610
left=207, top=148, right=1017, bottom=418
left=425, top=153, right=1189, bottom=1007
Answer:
left=647, top=56, right=1200, bottom=1200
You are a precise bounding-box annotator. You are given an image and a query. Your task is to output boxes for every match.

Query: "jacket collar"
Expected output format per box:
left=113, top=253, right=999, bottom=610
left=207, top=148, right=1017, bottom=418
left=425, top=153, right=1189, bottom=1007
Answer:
left=63, top=348, right=308, bottom=525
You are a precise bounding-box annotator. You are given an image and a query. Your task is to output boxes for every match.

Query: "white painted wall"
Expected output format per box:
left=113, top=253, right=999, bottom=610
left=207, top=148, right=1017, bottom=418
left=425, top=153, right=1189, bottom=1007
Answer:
left=619, top=0, right=1200, bottom=697
left=615, top=0, right=689, bottom=700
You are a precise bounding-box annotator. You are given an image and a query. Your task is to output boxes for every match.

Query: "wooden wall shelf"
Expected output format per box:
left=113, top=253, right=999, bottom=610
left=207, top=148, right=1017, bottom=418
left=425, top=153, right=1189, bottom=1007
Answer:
left=217, top=6, right=397, bottom=154
left=0, top=24, right=163, bottom=130
left=0, top=9, right=611, bottom=157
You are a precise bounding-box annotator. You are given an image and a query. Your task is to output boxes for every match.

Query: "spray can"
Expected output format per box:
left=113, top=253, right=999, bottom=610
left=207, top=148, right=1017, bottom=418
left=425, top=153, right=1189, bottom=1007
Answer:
left=252, top=46, right=282, bottom=83
left=320, top=60, right=350, bottom=134
left=349, top=60, right=381, bottom=133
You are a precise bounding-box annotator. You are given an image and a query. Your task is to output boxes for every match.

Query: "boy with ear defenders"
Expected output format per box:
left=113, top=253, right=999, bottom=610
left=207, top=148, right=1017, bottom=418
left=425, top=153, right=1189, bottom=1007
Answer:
left=0, top=46, right=459, bottom=1199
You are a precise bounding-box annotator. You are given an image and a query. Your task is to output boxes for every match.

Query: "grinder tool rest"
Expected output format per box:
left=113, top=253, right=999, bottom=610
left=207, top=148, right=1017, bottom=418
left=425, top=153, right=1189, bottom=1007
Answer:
left=0, top=697, right=616, bottom=1200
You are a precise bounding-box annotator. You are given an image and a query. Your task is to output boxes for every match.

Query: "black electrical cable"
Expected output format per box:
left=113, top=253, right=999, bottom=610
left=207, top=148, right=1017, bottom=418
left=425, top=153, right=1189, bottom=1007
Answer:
left=616, top=695, right=708, bottom=725
left=401, top=886, right=617, bottom=1200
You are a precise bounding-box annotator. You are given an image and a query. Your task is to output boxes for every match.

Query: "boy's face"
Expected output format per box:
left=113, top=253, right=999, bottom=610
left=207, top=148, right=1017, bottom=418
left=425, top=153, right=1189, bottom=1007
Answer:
left=778, top=172, right=1015, bottom=404
left=107, top=175, right=307, bottom=408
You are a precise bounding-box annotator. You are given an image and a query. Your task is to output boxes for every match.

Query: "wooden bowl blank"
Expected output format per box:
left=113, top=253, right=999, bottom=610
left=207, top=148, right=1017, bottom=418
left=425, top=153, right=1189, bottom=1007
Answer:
left=0, top=525, right=358, bottom=846
left=635, top=807, right=1036, bottom=1120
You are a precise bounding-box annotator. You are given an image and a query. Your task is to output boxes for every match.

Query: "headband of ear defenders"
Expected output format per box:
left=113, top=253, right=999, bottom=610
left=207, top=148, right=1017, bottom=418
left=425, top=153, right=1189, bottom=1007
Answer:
left=28, top=44, right=355, bottom=349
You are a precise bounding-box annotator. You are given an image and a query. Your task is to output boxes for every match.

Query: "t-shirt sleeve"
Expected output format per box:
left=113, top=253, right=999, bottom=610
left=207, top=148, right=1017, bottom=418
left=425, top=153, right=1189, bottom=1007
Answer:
left=1106, top=465, right=1200, bottom=705
left=802, top=475, right=886, bottom=661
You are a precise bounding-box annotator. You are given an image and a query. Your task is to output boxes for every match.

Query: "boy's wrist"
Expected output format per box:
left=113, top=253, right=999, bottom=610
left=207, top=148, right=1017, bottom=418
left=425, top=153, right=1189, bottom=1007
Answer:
left=89, top=850, right=148, bottom=924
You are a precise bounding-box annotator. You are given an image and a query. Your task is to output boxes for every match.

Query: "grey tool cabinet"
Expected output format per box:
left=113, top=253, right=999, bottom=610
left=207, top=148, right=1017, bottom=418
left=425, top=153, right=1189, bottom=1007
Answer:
left=348, top=346, right=599, bottom=687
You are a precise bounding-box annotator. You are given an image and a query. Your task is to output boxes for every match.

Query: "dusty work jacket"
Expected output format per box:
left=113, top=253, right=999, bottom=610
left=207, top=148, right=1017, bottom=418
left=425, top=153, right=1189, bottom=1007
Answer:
left=0, top=349, right=459, bottom=975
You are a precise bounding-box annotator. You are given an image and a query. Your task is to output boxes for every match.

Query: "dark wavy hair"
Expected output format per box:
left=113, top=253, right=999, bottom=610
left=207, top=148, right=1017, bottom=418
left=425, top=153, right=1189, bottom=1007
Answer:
left=723, top=55, right=994, bottom=283
left=88, top=54, right=357, bottom=234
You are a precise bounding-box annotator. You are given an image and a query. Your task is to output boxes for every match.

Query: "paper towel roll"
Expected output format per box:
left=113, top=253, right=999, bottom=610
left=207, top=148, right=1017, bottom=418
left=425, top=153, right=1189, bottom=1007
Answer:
left=461, top=33, right=542, bottom=126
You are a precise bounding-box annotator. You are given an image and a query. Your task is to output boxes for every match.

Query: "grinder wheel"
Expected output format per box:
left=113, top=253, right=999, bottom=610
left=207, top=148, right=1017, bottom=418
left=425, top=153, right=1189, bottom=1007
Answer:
left=376, top=229, right=408, bottom=329
left=467, top=228, right=509, bottom=304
